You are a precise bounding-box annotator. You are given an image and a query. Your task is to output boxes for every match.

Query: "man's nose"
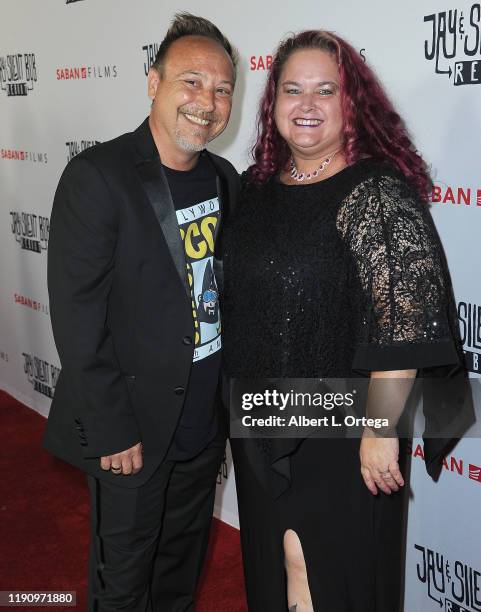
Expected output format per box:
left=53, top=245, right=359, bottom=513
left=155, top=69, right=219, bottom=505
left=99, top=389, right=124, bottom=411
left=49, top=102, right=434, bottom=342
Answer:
left=197, top=87, right=215, bottom=112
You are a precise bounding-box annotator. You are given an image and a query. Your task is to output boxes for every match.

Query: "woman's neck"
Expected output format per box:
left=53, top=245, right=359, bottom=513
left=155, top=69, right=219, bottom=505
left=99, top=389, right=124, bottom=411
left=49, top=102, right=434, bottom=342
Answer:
left=280, top=150, right=348, bottom=185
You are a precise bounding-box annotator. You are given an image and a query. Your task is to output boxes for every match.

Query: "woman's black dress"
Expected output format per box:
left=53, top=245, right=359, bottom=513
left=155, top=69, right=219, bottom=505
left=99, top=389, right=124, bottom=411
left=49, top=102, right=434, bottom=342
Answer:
left=221, top=159, right=464, bottom=611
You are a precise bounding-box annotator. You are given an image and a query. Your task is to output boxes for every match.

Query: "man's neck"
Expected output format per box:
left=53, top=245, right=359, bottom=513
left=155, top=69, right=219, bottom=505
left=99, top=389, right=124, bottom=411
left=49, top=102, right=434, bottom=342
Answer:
left=148, top=115, right=200, bottom=171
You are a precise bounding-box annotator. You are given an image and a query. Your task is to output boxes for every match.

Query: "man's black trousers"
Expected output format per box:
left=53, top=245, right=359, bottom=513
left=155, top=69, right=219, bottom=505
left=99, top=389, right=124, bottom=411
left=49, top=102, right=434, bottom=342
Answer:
left=86, top=442, right=224, bottom=611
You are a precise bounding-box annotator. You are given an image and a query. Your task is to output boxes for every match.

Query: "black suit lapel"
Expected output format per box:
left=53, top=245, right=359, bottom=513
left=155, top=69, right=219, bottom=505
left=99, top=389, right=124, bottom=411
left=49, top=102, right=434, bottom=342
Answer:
left=132, top=118, right=237, bottom=300
left=136, top=157, right=191, bottom=300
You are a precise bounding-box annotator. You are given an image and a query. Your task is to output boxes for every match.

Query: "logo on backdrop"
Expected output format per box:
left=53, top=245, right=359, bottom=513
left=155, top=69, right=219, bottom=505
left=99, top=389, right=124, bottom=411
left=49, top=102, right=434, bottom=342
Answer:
left=458, top=301, right=481, bottom=373
left=142, top=43, right=159, bottom=75
left=431, top=182, right=481, bottom=207
left=56, top=65, right=118, bottom=80
left=10, top=211, right=49, bottom=254
left=22, top=352, right=60, bottom=399
left=424, top=5, right=481, bottom=86
left=410, top=442, right=481, bottom=484
left=66, top=139, right=101, bottom=161
left=250, top=55, right=273, bottom=71
left=0, top=350, right=10, bottom=363
left=66, top=0, right=85, bottom=3
left=414, top=543, right=481, bottom=610
left=250, top=49, right=366, bottom=71
left=0, top=53, right=37, bottom=97
left=216, top=452, right=228, bottom=485
left=1, top=148, right=48, bottom=163
left=470, top=464, right=481, bottom=482
left=14, top=293, right=49, bottom=316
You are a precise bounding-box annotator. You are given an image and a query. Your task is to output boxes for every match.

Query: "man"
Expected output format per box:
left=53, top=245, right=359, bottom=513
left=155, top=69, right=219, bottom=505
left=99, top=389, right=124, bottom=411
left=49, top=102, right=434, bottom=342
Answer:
left=44, top=13, right=239, bottom=611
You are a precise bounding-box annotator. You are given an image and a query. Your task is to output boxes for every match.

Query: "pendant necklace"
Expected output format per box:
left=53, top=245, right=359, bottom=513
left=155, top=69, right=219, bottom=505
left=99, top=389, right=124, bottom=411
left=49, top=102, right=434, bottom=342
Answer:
left=289, top=150, right=340, bottom=182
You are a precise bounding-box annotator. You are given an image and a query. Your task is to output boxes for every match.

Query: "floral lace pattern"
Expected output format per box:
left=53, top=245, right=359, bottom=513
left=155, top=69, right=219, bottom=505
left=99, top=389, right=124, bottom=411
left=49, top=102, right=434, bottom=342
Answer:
left=337, top=175, right=452, bottom=348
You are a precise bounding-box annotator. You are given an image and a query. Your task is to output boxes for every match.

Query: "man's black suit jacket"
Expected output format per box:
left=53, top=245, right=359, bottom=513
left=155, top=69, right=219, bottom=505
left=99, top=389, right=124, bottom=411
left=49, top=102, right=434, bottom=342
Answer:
left=44, top=118, right=239, bottom=488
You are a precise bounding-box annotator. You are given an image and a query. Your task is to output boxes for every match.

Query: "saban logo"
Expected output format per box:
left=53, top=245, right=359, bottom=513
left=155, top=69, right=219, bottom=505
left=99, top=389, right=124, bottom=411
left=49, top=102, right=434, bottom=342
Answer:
left=431, top=182, right=481, bottom=207
left=424, top=5, right=481, bottom=86
left=56, top=65, right=118, bottom=80
left=10, top=211, right=49, bottom=254
left=22, top=352, right=60, bottom=399
left=1, top=148, right=48, bottom=163
left=469, top=463, right=481, bottom=482
left=250, top=49, right=366, bottom=71
left=414, top=544, right=481, bottom=610
left=458, top=301, right=481, bottom=373
left=66, top=139, right=100, bottom=161
left=410, top=442, right=481, bottom=483
left=250, top=55, right=273, bottom=71
left=14, top=293, right=49, bottom=316
left=0, top=52, right=37, bottom=97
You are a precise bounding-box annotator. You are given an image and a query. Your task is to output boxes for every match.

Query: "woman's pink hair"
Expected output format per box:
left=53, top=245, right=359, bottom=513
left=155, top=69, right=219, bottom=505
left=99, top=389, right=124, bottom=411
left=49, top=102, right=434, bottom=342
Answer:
left=249, top=30, right=431, bottom=201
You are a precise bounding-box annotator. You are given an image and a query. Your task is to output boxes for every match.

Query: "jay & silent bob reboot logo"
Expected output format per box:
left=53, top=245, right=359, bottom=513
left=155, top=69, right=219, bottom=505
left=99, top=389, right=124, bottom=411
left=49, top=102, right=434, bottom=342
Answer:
left=415, top=543, right=481, bottom=611
left=424, top=4, right=481, bottom=85
left=23, top=353, right=60, bottom=399
left=459, top=300, right=481, bottom=373
left=10, top=211, right=49, bottom=254
left=66, top=139, right=101, bottom=161
left=0, top=52, right=37, bottom=97
left=142, top=43, right=159, bottom=76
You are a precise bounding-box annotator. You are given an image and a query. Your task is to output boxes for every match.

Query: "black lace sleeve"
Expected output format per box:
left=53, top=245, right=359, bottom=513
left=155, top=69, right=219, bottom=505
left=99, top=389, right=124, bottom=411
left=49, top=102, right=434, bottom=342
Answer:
left=337, top=172, right=461, bottom=372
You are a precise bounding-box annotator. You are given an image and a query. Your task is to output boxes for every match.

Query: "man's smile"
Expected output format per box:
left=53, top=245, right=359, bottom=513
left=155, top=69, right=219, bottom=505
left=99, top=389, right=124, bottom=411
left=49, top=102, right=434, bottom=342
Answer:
left=182, top=113, right=211, bottom=127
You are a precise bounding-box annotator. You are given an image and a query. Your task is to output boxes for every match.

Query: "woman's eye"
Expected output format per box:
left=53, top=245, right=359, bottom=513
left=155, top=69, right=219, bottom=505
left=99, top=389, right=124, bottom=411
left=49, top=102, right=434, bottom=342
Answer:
left=286, top=88, right=300, bottom=95
left=185, top=80, right=198, bottom=86
left=318, top=88, right=333, bottom=96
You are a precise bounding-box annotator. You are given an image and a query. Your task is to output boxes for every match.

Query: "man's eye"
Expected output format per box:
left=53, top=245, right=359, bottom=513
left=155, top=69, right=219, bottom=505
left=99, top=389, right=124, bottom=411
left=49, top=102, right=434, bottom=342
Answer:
left=185, top=80, right=198, bottom=86
left=217, top=88, right=232, bottom=96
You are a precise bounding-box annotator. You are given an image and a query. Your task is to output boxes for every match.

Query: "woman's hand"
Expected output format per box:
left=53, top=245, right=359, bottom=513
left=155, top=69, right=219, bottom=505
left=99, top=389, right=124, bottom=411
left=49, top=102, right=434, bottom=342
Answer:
left=359, top=427, right=404, bottom=495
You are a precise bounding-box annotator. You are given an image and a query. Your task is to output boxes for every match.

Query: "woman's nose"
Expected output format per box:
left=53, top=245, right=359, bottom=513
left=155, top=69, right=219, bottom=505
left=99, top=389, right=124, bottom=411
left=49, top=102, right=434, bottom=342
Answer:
left=299, top=92, right=315, bottom=112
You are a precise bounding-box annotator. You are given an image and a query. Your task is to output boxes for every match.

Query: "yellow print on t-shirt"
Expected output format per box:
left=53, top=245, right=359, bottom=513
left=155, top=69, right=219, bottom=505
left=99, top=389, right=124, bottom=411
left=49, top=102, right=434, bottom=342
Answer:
left=179, top=215, right=217, bottom=259
left=176, top=198, right=221, bottom=362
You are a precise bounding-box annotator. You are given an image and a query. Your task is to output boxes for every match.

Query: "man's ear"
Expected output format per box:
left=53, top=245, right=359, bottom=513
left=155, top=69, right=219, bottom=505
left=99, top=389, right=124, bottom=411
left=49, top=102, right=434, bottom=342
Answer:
left=147, top=68, right=161, bottom=101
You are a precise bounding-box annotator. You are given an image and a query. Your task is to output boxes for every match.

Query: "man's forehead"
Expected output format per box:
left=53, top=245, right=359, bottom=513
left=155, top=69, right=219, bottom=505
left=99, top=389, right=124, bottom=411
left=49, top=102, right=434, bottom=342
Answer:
left=164, top=36, right=233, bottom=73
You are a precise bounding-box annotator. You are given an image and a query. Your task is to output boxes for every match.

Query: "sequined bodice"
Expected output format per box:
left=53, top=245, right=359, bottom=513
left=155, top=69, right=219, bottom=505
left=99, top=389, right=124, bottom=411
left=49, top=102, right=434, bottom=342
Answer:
left=223, top=168, right=359, bottom=378
left=222, top=159, right=461, bottom=380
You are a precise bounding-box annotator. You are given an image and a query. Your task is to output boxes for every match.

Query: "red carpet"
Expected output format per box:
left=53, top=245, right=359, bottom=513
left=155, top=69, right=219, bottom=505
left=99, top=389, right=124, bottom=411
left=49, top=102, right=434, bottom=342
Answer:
left=0, top=390, right=247, bottom=611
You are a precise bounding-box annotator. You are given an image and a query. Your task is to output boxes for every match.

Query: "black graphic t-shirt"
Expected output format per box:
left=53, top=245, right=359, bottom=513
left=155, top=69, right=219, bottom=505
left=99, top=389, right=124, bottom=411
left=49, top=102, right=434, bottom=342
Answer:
left=163, top=153, right=221, bottom=461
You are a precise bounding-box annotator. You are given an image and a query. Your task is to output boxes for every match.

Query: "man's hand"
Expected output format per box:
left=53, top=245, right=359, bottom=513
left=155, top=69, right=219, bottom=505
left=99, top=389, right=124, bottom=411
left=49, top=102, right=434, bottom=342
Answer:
left=359, top=428, right=404, bottom=495
left=100, top=442, right=143, bottom=475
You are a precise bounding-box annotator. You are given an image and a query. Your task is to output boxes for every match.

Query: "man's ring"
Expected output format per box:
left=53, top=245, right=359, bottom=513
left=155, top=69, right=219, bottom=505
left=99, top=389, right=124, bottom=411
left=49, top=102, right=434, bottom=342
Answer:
left=111, top=466, right=122, bottom=473
left=380, top=470, right=391, bottom=478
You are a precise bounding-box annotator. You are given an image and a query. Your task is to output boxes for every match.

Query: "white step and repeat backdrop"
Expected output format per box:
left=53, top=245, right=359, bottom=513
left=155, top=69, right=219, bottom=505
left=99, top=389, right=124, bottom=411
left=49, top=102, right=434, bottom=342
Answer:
left=1, top=1, right=480, bottom=610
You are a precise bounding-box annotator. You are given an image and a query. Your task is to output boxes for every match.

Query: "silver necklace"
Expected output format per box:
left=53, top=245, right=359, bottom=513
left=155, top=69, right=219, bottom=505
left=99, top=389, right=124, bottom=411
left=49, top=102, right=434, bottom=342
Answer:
left=289, top=150, right=339, bottom=182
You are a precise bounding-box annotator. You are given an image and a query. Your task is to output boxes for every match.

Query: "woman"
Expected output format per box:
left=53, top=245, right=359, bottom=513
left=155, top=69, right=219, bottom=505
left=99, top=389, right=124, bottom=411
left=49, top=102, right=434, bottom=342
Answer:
left=222, top=30, right=465, bottom=611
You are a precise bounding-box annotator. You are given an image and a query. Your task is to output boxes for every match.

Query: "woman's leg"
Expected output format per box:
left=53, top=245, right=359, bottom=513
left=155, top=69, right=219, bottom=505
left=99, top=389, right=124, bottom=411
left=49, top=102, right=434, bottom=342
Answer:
left=283, top=529, right=314, bottom=612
